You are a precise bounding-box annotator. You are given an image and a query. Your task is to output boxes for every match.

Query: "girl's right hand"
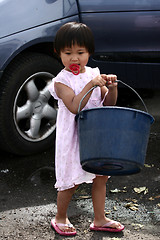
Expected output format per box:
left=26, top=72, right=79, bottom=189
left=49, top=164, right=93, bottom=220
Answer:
left=91, top=75, right=107, bottom=87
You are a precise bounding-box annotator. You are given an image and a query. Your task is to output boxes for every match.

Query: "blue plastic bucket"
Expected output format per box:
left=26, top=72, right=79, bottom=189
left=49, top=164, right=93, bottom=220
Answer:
left=76, top=106, right=154, bottom=175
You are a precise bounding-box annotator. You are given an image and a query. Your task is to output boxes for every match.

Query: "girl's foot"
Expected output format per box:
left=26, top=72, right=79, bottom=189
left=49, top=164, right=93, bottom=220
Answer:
left=51, top=218, right=77, bottom=236
left=90, top=218, right=124, bottom=232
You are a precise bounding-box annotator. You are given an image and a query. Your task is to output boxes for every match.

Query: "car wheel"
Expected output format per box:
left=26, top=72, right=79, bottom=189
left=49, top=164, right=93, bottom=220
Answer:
left=0, top=52, right=63, bottom=155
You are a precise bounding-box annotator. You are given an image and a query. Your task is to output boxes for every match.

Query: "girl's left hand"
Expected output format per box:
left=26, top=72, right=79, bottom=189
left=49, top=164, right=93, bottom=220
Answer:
left=101, top=74, right=117, bottom=87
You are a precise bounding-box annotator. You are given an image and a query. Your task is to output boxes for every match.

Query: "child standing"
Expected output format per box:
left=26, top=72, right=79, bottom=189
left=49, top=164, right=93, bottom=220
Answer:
left=49, top=22, right=124, bottom=236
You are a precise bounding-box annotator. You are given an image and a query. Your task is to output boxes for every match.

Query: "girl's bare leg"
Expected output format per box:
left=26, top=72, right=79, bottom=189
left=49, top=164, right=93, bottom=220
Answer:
left=55, top=185, right=78, bottom=232
left=92, top=176, right=123, bottom=229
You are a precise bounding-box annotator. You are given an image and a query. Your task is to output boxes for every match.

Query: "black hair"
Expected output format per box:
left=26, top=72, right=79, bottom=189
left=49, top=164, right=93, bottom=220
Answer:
left=54, top=22, right=95, bottom=55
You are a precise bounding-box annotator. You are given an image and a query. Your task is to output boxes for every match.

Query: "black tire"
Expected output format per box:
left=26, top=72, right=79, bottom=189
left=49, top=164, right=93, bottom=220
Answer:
left=0, top=52, right=62, bottom=155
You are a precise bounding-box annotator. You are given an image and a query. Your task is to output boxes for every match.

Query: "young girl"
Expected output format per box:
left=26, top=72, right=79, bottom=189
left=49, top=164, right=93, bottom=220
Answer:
left=49, top=22, right=124, bottom=236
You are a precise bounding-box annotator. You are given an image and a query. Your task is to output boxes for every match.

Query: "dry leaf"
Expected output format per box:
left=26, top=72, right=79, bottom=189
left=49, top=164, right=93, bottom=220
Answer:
left=129, top=206, right=139, bottom=211
left=78, top=195, right=91, bottom=200
left=144, top=164, right=152, bottom=168
left=105, top=211, right=111, bottom=215
left=132, top=223, right=144, bottom=229
left=125, top=202, right=139, bottom=211
left=149, top=197, right=155, bottom=201
left=110, top=188, right=121, bottom=193
left=113, top=206, right=117, bottom=211
left=155, top=195, right=160, bottom=199
left=110, top=188, right=127, bottom=193
left=125, top=202, right=139, bottom=207
left=111, top=238, right=121, bottom=240
left=144, top=188, right=148, bottom=195
left=134, top=187, right=148, bottom=194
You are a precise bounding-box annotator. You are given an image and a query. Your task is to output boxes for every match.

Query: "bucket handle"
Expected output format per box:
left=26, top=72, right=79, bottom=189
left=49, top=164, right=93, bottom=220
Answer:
left=117, top=80, right=148, bottom=113
left=78, top=80, right=148, bottom=113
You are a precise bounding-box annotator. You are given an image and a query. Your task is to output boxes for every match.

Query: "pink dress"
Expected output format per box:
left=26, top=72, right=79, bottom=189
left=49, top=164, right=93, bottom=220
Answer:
left=49, top=66, right=108, bottom=191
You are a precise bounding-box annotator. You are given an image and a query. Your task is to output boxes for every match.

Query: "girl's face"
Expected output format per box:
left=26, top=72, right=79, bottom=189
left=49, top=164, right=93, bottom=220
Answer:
left=60, top=44, right=90, bottom=73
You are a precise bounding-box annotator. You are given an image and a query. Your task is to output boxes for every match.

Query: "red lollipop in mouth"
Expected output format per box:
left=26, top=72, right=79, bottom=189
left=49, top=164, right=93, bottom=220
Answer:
left=69, top=64, right=80, bottom=75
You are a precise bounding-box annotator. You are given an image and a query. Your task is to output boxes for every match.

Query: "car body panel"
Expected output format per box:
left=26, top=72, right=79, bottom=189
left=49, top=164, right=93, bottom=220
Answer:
left=79, top=0, right=160, bottom=12
left=0, top=0, right=78, bottom=38
left=79, top=0, right=160, bottom=52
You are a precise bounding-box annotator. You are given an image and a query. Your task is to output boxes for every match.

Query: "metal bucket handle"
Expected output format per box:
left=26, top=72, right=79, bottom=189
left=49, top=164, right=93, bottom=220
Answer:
left=78, top=80, right=148, bottom=113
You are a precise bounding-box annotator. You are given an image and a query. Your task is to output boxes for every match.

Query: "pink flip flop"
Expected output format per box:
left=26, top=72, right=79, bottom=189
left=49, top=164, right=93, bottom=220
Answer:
left=51, top=219, right=77, bottom=236
left=90, top=220, right=124, bottom=232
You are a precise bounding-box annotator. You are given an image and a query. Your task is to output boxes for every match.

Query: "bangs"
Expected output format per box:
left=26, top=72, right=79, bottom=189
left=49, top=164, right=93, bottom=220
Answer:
left=54, top=22, right=95, bottom=55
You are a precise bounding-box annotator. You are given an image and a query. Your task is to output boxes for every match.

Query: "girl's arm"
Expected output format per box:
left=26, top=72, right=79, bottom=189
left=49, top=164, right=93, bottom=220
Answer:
left=55, top=75, right=107, bottom=114
left=101, top=74, right=118, bottom=106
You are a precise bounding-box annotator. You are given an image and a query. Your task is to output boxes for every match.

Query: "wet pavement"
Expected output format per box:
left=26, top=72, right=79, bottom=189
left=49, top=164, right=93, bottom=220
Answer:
left=0, top=90, right=160, bottom=239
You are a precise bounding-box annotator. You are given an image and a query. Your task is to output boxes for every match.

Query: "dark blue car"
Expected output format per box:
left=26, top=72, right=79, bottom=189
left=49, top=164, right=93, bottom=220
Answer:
left=0, top=0, right=159, bottom=155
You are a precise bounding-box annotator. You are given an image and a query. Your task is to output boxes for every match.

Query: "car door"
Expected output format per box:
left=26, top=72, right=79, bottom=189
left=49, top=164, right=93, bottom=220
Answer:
left=79, top=0, right=160, bottom=88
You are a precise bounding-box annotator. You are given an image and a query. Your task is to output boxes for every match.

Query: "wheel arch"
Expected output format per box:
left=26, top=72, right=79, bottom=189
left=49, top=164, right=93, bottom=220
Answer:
left=0, top=40, right=61, bottom=80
